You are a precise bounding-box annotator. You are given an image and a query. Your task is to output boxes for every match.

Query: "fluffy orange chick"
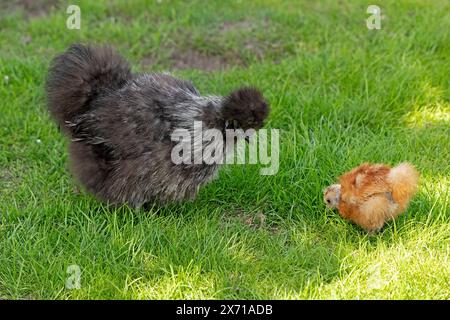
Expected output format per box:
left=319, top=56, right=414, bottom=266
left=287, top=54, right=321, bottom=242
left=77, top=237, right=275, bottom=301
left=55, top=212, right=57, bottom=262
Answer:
left=324, top=162, right=419, bottom=233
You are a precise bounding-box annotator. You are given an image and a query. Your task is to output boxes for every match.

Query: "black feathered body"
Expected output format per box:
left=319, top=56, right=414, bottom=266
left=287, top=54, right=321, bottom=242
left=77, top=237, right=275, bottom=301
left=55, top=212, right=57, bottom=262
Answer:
left=46, top=44, right=269, bottom=207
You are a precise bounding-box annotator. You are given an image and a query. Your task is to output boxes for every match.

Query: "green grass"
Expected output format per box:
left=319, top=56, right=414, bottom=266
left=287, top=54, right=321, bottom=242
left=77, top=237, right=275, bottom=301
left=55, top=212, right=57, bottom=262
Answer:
left=0, top=0, right=449, bottom=299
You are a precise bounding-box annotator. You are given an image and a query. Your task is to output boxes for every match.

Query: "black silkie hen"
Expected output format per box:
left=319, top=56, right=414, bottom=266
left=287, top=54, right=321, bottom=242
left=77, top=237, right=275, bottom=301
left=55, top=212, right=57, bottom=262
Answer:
left=46, top=44, right=269, bottom=207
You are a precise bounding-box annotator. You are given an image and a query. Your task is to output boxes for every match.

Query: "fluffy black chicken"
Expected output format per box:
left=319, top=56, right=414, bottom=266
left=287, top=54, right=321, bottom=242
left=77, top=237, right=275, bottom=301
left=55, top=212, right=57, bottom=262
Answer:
left=46, top=44, right=269, bottom=207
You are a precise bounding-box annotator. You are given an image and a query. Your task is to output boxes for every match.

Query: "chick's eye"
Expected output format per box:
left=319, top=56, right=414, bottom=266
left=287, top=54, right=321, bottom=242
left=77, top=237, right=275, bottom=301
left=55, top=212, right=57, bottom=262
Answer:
left=326, top=200, right=331, bottom=204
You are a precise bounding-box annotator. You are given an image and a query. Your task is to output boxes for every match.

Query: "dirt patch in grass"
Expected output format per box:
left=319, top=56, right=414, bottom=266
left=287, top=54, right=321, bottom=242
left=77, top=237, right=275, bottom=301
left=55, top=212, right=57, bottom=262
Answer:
left=0, top=169, right=14, bottom=184
left=139, top=18, right=288, bottom=72
left=221, top=208, right=282, bottom=234
left=0, top=167, right=21, bottom=192
left=3, top=0, right=59, bottom=18
left=141, top=48, right=243, bottom=72
left=243, top=39, right=267, bottom=60
left=139, top=18, right=279, bottom=72
left=219, top=20, right=255, bottom=33
left=170, top=49, right=237, bottom=72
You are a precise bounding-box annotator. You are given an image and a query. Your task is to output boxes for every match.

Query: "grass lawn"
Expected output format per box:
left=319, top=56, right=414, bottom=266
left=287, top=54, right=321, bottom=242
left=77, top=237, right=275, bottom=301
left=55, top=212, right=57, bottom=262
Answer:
left=0, top=0, right=449, bottom=299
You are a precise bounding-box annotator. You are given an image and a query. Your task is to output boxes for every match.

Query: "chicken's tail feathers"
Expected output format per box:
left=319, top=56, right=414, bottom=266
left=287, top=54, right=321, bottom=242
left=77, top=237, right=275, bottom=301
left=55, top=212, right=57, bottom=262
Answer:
left=46, top=44, right=131, bottom=130
left=388, top=162, right=419, bottom=209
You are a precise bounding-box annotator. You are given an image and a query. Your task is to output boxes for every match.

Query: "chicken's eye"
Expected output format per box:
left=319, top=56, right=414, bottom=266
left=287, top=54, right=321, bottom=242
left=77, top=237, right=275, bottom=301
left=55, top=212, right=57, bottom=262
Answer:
left=327, top=199, right=331, bottom=204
